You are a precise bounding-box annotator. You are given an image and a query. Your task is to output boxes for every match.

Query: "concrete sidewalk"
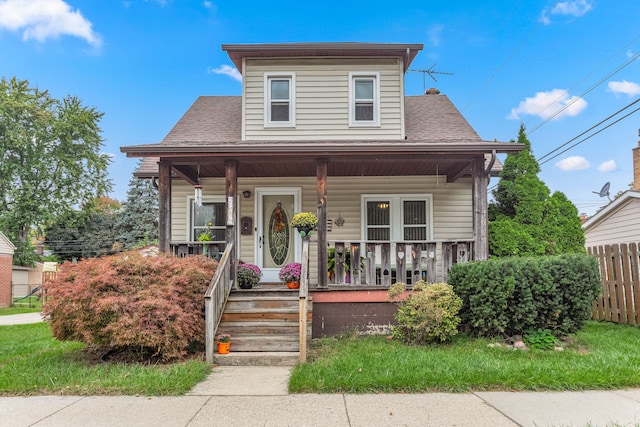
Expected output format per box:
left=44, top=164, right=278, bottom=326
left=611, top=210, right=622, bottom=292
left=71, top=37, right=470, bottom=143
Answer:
left=0, top=312, right=44, bottom=326
left=1, top=366, right=639, bottom=427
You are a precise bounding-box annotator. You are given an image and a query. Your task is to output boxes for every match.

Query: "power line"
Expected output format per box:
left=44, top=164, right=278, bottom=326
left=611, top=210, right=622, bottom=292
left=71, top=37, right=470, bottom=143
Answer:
left=537, top=96, right=640, bottom=162
left=507, top=33, right=640, bottom=140
left=539, top=104, right=640, bottom=166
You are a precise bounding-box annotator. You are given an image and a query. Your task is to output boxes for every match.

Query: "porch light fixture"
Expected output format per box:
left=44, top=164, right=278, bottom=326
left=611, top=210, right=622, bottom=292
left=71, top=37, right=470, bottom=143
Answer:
left=243, top=190, right=251, bottom=198
left=194, top=185, right=203, bottom=207
left=194, top=164, right=203, bottom=207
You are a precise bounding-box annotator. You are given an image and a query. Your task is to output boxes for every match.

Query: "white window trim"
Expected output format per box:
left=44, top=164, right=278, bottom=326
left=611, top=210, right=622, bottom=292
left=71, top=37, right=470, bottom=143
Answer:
left=360, top=194, right=433, bottom=241
left=264, top=72, right=296, bottom=128
left=186, top=195, right=225, bottom=241
left=349, top=72, right=380, bottom=127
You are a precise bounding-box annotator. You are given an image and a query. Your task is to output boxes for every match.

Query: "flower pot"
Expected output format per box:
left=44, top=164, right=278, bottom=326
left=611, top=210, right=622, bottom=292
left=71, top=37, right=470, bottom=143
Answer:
left=239, top=281, right=253, bottom=289
left=287, top=280, right=300, bottom=289
left=296, top=225, right=313, bottom=236
left=217, top=341, right=230, bottom=354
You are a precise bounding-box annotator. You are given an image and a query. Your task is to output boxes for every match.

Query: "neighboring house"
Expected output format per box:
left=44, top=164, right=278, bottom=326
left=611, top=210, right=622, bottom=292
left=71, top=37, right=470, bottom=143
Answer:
left=0, top=232, right=15, bottom=307
left=121, top=42, right=522, bottom=335
left=583, top=140, right=640, bottom=247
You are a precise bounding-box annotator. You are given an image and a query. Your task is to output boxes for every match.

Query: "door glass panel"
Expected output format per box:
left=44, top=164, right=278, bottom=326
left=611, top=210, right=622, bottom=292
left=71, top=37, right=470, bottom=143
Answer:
left=262, top=195, right=295, bottom=269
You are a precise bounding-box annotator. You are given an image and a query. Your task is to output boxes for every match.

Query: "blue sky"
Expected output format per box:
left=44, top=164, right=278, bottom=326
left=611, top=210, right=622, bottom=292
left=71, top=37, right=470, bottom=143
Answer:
left=2, top=0, right=639, bottom=216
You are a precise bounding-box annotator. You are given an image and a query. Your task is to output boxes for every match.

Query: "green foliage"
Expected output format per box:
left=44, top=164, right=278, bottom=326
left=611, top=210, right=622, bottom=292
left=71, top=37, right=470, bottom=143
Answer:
left=488, top=124, right=585, bottom=257
left=524, top=328, right=558, bottom=350
left=45, top=204, right=121, bottom=261
left=388, top=281, right=462, bottom=344
left=115, top=169, right=159, bottom=249
left=0, top=77, right=111, bottom=264
left=448, top=254, right=601, bottom=337
left=42, top=252, right=217, bottom=361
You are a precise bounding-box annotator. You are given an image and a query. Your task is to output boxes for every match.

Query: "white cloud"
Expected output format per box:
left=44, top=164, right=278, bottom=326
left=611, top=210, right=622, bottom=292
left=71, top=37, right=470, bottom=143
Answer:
left=508, top=88, right=587, bottom=120
left=608, top=80, right=640, bottom=96
left=427, top=24, right=443, bottom=48
left=598, top=160, right=617, bottom=172
left=541, top=0, right=593, bottom=24
left=0, top=0, right=102, bottom=46
left=555, top=156, right=590, bottom=171
left=208, top=65, right=242, bottom=82
left=203, top=1, right=213, bottom=8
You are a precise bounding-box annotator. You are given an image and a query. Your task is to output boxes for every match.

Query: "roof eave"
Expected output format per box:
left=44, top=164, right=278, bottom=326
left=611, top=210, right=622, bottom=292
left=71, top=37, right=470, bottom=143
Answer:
left=121, top=141, right=524, bottom=158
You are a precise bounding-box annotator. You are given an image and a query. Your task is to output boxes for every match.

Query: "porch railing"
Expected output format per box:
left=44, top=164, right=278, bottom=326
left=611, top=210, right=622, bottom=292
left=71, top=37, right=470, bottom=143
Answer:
left=171, top=241, right=226, bottom=261
left=327, top=240, right=474, bottom=286
left=204, top=242, right=234, bottom=364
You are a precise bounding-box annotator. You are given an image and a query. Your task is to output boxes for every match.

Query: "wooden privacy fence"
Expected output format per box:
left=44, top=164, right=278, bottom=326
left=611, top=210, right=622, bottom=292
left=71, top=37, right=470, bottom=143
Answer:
left=588, top=243, right=640, bottom=326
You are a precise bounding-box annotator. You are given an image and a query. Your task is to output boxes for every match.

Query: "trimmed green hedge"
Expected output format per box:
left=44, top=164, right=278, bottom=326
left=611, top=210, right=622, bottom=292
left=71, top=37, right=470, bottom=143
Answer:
left=448, top=254, right=601, bottom=337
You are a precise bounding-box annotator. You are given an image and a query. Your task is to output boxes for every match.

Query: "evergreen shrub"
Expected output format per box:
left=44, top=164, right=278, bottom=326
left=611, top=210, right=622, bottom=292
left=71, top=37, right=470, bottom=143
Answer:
left=387, top=281, right=462, bottom=344
left=448, top=254, right=601, bottom=337
left=42, top=251, right=217, bottom=361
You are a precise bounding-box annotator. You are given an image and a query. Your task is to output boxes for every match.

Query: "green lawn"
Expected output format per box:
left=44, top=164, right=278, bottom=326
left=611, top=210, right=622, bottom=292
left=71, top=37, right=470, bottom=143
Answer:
left=289, top=321, right=640, bottom=393
left=0, top=297, right=43, bottom=315
left=0, top=323, right=211, bottom=396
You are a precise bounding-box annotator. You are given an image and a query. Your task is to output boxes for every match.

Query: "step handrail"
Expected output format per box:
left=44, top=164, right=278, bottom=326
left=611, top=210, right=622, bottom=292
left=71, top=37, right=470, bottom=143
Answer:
left=204, top=242, right=234, bottom=363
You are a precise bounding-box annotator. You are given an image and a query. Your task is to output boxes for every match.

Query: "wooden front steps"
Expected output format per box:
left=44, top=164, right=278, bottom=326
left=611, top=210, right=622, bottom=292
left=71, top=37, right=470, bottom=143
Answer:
left=213, top=284, right=312, bottom=366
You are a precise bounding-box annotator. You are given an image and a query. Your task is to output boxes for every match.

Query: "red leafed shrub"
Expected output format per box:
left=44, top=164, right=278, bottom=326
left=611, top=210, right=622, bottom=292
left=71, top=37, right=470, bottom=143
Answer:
left=42, top=251, right=217, bottom=361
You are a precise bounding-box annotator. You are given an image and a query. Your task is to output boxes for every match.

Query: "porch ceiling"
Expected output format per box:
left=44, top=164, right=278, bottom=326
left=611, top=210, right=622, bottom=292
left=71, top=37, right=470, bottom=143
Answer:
left=168, top=153, right=480, bottom=184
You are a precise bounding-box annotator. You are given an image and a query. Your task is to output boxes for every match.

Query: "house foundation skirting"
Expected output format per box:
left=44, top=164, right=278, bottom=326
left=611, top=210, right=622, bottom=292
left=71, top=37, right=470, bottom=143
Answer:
left=310, top=290, right=397, bottom=338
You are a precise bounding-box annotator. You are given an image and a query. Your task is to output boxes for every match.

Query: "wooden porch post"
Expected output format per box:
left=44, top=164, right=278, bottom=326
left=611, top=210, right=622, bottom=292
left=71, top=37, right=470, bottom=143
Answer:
left=473, top=157, right=489, bottom=260
left=158, top=160, right=172, bottom=254
left=316, top=159, right=328, bottom=288
left=225, top=160, right=238, bottom=285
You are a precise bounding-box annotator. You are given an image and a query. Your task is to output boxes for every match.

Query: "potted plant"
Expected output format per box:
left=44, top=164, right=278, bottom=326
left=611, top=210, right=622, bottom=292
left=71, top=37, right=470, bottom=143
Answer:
left=291, top=212, right=318, bottom=236
left=237, top=262, right=261, bottom=289
left=217, top=333, right=231, bottom=354
left=198, top=222, right=212, bottom=255
left=279, top=262, right=302, bottom=289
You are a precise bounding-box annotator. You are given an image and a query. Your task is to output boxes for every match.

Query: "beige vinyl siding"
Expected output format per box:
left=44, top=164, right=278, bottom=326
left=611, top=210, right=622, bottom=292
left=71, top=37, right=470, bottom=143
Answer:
left=585, top=199, right=640, bottom=247
left=170, top=175, right=472, bottom=283
left=243, top=58, right=403, bottom=141
left=0, top=232, right=15, bottom=254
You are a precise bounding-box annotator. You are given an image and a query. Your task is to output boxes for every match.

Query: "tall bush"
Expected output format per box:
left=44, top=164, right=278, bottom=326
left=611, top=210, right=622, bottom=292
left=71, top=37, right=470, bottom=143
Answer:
left=42, top=251, right=217, bottom=361
left=448, top=254, right=600, bottom=337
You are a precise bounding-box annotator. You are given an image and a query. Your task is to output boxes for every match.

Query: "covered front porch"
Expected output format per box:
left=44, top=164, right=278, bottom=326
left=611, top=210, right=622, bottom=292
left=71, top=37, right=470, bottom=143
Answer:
left=130, top=142, right=522, bottom=288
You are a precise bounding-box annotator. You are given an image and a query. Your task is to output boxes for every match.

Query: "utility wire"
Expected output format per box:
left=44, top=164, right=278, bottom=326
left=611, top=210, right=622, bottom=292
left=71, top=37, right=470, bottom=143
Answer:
left=507, top=33, right=640, bottom=140
left=528, top=51, right=640, bottom=136
left=537, top=96, right=640, bottom=161
left=539, top=104, right=640, bottom=166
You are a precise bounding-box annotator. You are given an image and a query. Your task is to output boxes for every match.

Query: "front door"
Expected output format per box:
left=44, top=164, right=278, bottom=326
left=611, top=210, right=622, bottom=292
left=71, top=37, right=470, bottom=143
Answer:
left=256, top=188, right=301, bottom=282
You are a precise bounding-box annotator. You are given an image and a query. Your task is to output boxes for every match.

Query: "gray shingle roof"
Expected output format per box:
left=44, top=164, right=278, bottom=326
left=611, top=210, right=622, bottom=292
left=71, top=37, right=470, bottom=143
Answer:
left=156, top=93, right=482, bottom=146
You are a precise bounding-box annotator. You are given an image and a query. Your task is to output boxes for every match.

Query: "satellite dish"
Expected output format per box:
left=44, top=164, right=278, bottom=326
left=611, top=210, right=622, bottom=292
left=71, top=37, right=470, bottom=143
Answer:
left=592, top=182, right=611, bottom=201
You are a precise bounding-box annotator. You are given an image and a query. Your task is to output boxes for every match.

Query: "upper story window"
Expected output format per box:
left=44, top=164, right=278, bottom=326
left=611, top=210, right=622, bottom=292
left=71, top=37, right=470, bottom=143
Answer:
left=349, top=72, right=380, bottom=127
left=264, top=72, right=296, bottom=127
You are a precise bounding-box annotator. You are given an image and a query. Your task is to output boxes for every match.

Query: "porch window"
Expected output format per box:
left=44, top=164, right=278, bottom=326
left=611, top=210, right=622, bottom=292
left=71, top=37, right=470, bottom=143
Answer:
left=349, top=72, right=380, bottom=127
left=191, top=200, right=226, bottom=241
left=362, top=195, right=432, bottom=242
left=264, top=72, right=295, bottom=127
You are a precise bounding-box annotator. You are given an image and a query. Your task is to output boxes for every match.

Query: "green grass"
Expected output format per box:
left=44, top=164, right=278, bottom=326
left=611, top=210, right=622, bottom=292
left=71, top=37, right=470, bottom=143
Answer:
left=0, top=297, right=43, bottom=315
left=0, top=323, right=211, bottom=396
left=289, top=321, right=640, bottom=393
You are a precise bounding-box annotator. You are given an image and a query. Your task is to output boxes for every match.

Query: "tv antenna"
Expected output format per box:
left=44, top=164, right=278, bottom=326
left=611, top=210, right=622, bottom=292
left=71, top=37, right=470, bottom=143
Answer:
left=410, top=65, right=454, bottom=94
left=592, top=182, right=611, bottom=202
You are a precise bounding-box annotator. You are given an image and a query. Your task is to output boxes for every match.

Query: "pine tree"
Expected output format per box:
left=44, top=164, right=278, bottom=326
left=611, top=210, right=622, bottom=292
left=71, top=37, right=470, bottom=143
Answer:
left=488, top=124, right=585, bottom=257
left=115, top=168, right=158, bottom=249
